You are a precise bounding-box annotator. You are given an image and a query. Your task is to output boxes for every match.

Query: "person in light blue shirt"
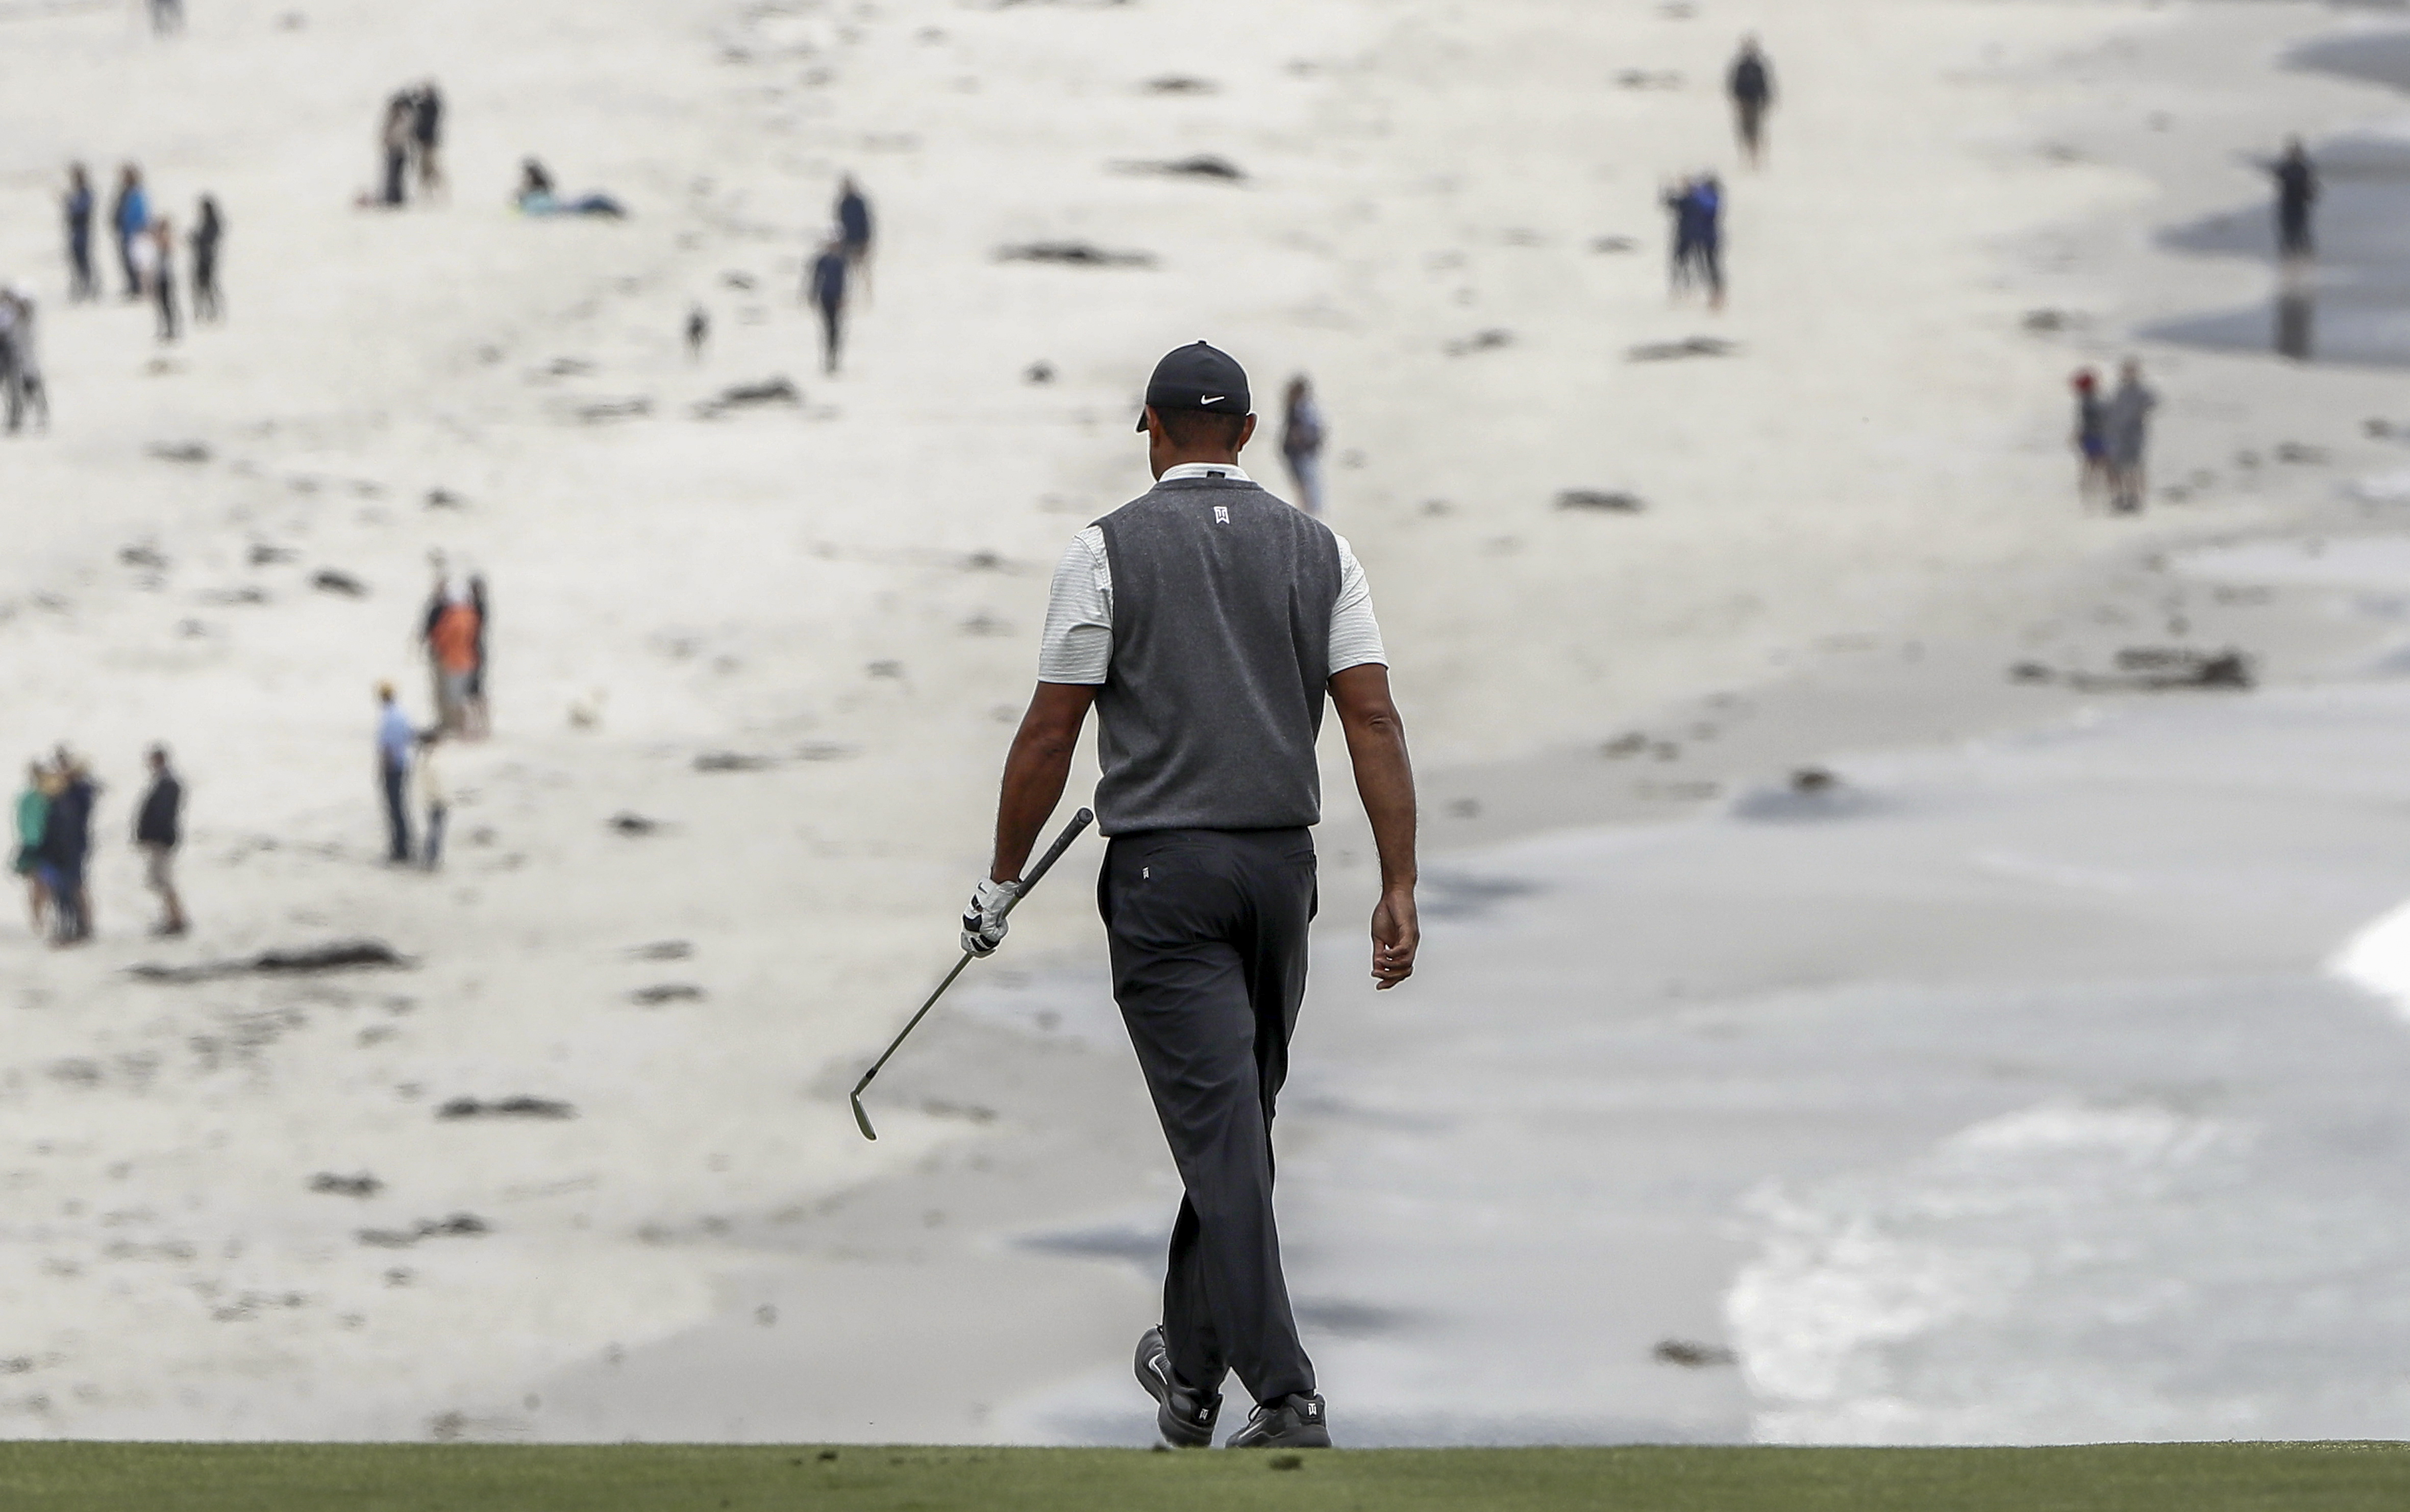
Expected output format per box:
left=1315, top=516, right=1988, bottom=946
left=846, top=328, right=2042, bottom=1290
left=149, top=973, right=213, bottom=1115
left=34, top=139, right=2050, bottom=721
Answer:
left=376, top=683, right=414, bottom=863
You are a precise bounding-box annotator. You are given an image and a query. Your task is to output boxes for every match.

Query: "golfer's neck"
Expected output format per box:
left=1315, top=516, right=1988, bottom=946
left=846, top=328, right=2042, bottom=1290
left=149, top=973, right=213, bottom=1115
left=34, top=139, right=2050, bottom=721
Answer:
left=1152, top=448, right=1244, bottom=479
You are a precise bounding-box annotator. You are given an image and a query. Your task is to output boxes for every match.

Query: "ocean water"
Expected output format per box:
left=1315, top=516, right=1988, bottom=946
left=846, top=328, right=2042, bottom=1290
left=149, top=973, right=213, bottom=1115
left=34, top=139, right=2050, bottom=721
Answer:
left=2151, top=31, right=2410, bottom=366
left=982, top=662, right=2410, bottom=1445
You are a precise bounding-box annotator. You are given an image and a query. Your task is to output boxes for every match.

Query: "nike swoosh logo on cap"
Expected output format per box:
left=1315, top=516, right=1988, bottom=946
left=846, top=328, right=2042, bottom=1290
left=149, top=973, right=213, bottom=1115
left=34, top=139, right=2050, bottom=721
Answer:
left=1201, top=395, right=1225, bottom=404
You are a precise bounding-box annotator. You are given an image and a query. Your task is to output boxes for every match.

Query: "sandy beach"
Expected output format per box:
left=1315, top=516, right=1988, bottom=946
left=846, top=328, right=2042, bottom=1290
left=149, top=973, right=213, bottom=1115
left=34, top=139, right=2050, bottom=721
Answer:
left=3, top=0, right=2409, bottom=1445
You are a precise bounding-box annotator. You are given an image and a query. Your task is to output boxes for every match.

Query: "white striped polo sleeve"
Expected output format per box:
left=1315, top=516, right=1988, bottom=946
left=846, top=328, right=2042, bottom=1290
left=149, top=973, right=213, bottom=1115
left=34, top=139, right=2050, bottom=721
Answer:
left=1036, top=525, right=1114, bottom=684
left=1328, top=535, right=1387, bottom=673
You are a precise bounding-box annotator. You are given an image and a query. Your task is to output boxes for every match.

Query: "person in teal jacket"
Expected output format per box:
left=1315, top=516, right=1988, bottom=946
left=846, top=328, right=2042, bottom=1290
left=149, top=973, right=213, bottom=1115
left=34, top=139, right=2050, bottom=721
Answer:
left=15, top=762, right=51, bottom=936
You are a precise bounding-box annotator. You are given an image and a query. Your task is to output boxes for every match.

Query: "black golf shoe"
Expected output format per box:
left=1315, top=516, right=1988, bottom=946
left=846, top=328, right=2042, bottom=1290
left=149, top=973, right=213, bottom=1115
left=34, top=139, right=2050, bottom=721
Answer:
left=1133, top=1327, right=1221, bottom=1449
left=1226, top=1392, right=1331, bottom=1449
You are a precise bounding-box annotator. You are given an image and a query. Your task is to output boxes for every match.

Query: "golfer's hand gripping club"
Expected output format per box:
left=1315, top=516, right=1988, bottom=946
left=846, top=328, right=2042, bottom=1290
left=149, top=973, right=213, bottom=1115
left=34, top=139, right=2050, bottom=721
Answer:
left=849, top=807, right=1094, bottom=1141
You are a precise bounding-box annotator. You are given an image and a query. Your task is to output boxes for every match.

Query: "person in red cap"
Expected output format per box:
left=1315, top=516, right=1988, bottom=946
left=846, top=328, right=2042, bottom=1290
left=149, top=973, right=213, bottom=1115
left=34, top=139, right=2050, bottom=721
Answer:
left=968, top=340, right=1420, bottom=1450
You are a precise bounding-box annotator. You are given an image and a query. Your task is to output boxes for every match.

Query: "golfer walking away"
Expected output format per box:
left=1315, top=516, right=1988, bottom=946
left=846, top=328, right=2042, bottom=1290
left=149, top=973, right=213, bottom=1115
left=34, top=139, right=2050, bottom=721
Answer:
left=376, top=683, right=414, bottom=864
left=973, top=341, right=1420, bottom=1450
left=135, top=745, right=186, bottom=937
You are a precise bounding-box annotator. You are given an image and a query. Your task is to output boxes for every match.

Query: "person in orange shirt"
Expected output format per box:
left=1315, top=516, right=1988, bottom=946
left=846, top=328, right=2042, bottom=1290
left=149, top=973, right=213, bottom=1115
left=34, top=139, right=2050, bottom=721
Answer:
left=429, top=595, right=481, bottom=734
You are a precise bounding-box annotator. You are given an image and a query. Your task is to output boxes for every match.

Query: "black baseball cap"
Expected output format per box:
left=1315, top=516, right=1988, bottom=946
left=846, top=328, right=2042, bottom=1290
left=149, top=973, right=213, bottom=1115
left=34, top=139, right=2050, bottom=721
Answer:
left=1137, top=340, right=1250, bottom=431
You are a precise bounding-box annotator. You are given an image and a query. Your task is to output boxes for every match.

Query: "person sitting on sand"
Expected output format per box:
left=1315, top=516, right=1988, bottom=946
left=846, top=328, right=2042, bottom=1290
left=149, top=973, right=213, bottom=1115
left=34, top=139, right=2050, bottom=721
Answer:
left=514, top=159, right=627, bottom=219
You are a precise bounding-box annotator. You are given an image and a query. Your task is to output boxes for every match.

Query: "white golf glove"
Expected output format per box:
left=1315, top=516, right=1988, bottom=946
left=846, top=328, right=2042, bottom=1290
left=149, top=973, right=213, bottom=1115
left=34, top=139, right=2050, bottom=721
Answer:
left=962, top=877, right=1021, bottom=957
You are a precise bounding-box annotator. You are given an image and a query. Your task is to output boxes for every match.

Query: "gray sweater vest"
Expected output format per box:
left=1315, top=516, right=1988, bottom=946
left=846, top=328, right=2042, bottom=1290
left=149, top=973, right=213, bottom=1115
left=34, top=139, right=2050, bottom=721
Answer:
left=1092, top=475, right=1343, bottom=836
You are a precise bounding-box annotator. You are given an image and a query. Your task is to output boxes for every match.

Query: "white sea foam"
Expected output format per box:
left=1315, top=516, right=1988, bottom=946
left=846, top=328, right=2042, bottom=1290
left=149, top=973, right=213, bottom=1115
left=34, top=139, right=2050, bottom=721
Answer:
left=2330, top=895, right=2410, bottom=1020
left=1726, top=1102, right=2239, bottom=1444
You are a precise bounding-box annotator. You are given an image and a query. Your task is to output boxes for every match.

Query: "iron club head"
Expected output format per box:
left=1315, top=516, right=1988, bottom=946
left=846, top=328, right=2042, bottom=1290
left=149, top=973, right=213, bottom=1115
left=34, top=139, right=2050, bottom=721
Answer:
left=851, top=1089, right=877, bottom=1141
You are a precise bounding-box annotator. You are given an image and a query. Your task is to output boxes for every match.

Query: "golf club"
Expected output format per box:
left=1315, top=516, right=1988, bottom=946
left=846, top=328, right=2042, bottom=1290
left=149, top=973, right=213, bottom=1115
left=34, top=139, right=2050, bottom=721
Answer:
left=849, top=805, right=1095, bottom=1140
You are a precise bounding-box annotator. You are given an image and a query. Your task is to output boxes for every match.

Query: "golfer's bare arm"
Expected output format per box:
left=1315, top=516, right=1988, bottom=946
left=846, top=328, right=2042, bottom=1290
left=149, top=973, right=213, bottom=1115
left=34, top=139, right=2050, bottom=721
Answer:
left=1330, top=663, right=1419, bottom=989
left=990, top=681, right=1098, bottom=882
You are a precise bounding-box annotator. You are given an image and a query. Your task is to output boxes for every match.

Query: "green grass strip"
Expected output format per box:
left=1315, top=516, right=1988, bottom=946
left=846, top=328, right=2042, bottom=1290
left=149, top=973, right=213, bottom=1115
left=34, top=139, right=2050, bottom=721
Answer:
left=1, top=1441, right=2405, bottom=1511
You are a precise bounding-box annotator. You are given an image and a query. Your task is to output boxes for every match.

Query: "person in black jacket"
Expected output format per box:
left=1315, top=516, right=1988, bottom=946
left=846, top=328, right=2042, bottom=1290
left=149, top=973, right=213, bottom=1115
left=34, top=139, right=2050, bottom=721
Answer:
left=1729, top=36, right=1775, bottom=168
left=136, top=745, right=186, bottom=937
left=39, top=751, right=96, bottom=944
left=2273, top=137, right=2318, bottom=264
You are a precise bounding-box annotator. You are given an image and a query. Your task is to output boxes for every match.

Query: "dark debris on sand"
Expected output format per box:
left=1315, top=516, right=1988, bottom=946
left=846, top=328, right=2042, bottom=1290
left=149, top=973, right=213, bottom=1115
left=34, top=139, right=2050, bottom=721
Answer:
left=1628, top=336, right=1737, bottom=362
left=309, top=1172, right=385, bottom=1198
left=693, top=376, right=802, bottom=419
left=311, top=569, right=369, bottom=597
left=1556, top=489, right=1644, bottom=513
left=1113, top=155, right=1245, bottom=181
left=996, top=241, right=1157, bottom=268
left=1654, top=1338, right=1738, bottom=1368
left=358, top=1213, right=491, bottom=1248
left=437, top=1096, right=576, bottom=1121
left=1445, top=329, right=1513, bottom=357
left=629, top=984, right=705, bottom=1005
left=2011, top=647, right=2254, bottom=691
left=131, top=939, right=412, bottom=984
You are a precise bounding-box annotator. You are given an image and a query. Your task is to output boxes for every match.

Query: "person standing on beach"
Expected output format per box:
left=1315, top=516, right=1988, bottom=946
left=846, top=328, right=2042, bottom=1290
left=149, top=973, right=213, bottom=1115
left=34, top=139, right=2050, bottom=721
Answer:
left=376, top=683, right=414, bottom=864
left=380, top=94, right=414, bottom=208
left=14, top=762, right=49, bottom=936
left=3, top=286, right=49, bottom=435
left=191, top=197, right=224, bottom=323
left=416, top=729, right=449, bottom=869
left=429, top=591, right=480, bottom=734
left=412, top=84, right=445, bottom=199
left=2070, top=369, right=2109, bottom=506
left=1662, top=175, right=1699, bottom=295
left=1692, top=175, right=1726, bottom=309
left=2272, top=138, right=2317, bottom=266
left=134, top=745, right=186, bottom=937
left=146, top=220, right=180, bottom=343
left=465, top=573, right=491, bottom=737
left=1279, top=376, right=1327, bottom=516
left=836, top=175, right=874, bottom=298
left=1729, top=37, right=1775, bottom=168
left=808, top=236, right=849, bottom=375
left=40, top=753, right=96, bottom=945
left=975, top=340, right=1419, bottom=1450
left=63, top=165, right=96, bottom=303
left=112, top=165, right=149, bottom=301
left=685, top=305, right=709, bottom=361
left=2105, top=359, right=2156, bottom=514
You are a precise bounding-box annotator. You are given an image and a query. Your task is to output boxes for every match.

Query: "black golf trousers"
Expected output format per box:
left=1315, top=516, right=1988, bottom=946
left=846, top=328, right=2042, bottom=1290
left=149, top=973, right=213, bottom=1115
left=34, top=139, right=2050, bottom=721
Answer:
left=1100, top=826, right=1317, bottom=1405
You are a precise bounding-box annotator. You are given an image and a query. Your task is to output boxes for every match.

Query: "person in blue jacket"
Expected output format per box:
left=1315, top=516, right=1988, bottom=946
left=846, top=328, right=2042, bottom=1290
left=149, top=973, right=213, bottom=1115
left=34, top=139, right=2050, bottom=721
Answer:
left=113, top=164, right=150, bottom=301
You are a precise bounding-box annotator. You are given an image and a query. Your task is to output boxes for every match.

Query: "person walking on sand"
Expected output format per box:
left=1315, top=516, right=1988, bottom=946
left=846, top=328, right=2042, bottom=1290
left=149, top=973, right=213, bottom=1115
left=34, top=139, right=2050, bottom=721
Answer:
left=974, top=340, right=1419, bottom=1451
left=1662, top=175, right=1699, bottom=295
left=146, top=220, right=180, bottom=343
left=191, top=197, right=224, bottom=323
left=416, top=729, right=449, bottom=869
left=2071, top=368, right=2109, bottom=506
left=836, top=175, right=874, bottom=298
left=134, top=745, right=186, bottom=937
left=1729, top=36, right=1775, bottom=168
left=1279, top=375, right=1327, bottom=516
left=2273, top=137, right=2318, bottom=267
left=685, top=305, right=709, bottom=361
left=64, top=165, right=96, bottom=303
left=376, top=683, right=414, bottom=864
left=2105, top=359, right=2156, bottom=514
left=412, top=83, right=445, bottom=199
left=112, top=164, right=150, bottom=301
left=808, top=235, right=849, bottom=375
left=14, top=761, right=50, bottom=936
